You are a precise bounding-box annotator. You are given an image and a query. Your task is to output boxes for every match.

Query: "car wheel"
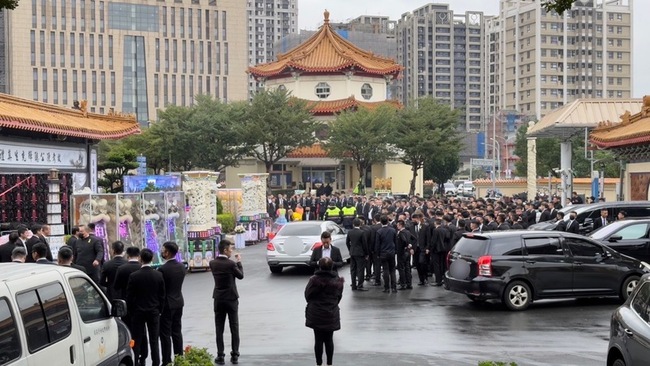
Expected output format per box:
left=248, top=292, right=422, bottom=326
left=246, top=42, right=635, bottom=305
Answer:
left=269, top=265, right=283, bottom=274
left=620, top=275, right=640, bottom=301
left=503, top=280, right=532, bottom=311
left=611, top=358, right=626, bottom=366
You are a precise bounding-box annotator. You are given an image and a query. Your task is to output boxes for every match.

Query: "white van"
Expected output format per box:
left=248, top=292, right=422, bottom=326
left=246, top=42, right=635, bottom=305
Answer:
left=0, top=263, right=133, bottom=366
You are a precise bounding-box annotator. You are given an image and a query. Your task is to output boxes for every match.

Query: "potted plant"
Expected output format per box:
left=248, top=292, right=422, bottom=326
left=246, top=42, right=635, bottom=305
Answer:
left=234, top=224, right=246, bottom=249
left=172, top=346, right=214, bottom=366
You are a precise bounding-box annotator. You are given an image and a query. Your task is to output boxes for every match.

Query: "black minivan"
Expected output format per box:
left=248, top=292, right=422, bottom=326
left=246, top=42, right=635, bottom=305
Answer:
left=445, top=231, right=650, bottom=311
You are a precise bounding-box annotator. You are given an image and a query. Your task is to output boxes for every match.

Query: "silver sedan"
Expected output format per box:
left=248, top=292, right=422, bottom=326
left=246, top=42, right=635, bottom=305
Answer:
left=266, top=221, right=350, bottom=274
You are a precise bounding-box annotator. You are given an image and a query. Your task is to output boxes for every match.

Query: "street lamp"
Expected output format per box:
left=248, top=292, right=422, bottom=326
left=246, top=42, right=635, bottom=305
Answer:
left=490, top=137, right=501, bottom=179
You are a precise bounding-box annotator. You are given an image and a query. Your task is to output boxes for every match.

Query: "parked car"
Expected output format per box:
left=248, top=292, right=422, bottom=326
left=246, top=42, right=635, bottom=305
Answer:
left=528, top=201, right=650, bottom=234
left=608, top=273, right=650, bottom=366
left=458, top=181, right=476, bottom=197
left=0, top=264, right=133, bottom=365
left=266, top=221, right=350, bottom=273
left=445, top=231, right=650, bottom=311
left=443, top=182, right=456, bottom=196
left=589, top=219, right=650, bottom=262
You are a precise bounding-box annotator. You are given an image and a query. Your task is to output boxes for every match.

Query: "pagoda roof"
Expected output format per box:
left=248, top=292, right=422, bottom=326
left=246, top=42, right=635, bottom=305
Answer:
left=590, top=95, right=650, bottom=149
left=248, top=10, right=403, bottom=78
left=287, top=143, right=328, bottom=158
left=306, top=96, right=402, bottom=115
left=0, top=94, right=140, bottom=140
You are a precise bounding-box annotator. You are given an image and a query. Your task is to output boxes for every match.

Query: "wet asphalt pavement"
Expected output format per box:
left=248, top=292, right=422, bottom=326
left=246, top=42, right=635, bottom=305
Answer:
left=177, top=242, right=615, bottom=366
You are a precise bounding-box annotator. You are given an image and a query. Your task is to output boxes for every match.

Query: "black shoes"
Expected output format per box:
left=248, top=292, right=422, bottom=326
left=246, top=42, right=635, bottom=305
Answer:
left=391, top=288, right=398, bottom=293
left=231, top=352, right=240, bottom=364
left=431, top=282, right=443, bottom=287
left=357, top=287, right=369, bottom=291
left=417, top=282, right=427, bottom=286
left=382, top=288, right=390, bottom=293
left=372, top=282, right=382, bottom=286
left=215, top=355, right=225, bottom=365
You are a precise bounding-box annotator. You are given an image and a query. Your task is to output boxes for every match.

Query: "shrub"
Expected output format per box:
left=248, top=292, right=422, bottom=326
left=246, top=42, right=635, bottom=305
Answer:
left=216, top=197, right=224, bottom=214
left=173, top=346, right=214, bottom=366
left=217, top=214, right=235, bottom=233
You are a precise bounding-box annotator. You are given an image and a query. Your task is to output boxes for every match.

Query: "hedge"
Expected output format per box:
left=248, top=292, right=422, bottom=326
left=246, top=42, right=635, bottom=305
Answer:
left=217, top=214, right=235, bottom=233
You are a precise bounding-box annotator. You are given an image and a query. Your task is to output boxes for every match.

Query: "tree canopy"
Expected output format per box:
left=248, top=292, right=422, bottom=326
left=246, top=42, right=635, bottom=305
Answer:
left=542, top=0, right=578, bottom=14
left=97, top=145, right=139, bottom=193
left=0, top=1, right=18, bottom=10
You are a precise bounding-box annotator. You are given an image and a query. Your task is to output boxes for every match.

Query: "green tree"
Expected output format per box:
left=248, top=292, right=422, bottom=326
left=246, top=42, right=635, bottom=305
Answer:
left=97, top=146, right=139, bottom=193
left=324, top=105, right=398, bottom=188
left=153, top=105, right=197, bottom=171
left=0, top=1, right=19, bottom=10
left=236, top=89, right=317, bottom=183
left=394, top=97, right=463, bottom=196
left=121, top=128, right=166, bottom=174
left=424, top=149, right=461, bottom=197
left=542, top=0, right=577, bottom=14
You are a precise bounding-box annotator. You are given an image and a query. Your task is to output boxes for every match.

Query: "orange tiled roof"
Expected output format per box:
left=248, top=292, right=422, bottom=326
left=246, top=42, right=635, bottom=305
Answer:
left=0, top=94, right=140, bottom=140
left=248, top=10, right=403, bottom=78
left=590, top=95, right=650, bottom=148
left=473, top=178, right=619, bottom=186
left=306, top=96, right=401, bottom=114
left=287, top=143, right=328, bottom=158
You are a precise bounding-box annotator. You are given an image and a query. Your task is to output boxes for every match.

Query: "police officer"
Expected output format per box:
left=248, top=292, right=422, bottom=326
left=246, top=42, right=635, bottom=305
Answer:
left=341, top=202, right=357, bottom=230
left=324, top=202, right=342, bottom=225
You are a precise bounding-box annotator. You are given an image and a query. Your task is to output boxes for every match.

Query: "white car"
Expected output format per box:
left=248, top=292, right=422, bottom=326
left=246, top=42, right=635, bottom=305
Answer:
left=266, top=221, right=350, bottom=273
left=443, top=182, right=457, bottom=196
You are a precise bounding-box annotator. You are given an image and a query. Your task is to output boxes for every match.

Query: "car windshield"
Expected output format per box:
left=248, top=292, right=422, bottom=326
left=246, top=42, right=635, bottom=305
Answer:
left=444, top=183, right=454, bottom=188
left=277, top=223, right=323, bottom=236
left=589, top=222, right=623, bottom=240
left=453, top=236, right=488, bottom=258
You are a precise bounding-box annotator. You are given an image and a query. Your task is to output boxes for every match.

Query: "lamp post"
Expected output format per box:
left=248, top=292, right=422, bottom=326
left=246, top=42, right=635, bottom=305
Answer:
left=490, top=137, right=501, bottom=178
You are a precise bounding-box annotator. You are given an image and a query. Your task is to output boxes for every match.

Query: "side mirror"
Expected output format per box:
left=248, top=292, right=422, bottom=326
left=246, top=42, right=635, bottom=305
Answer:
left=111, top=299, right=128, bottom=318
left=608, top=235, right=623, bottom=242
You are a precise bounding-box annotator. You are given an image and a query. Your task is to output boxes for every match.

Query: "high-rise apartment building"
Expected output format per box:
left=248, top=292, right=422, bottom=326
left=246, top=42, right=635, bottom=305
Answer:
left=247, top=0, right=297, bottom=96
left=485, top=0, right=632, bottom=121
left=397, top=4, right=486, bottom=131
left=0, top=0, right=248, bottom=126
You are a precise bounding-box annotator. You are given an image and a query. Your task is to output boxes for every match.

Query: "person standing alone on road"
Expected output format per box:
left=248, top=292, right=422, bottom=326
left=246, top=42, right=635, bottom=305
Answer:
left=210, top=239, right=244, bottom=365
left=305, top=257, right=344, bottom=366
left=158, top=241, right=186, bottom=365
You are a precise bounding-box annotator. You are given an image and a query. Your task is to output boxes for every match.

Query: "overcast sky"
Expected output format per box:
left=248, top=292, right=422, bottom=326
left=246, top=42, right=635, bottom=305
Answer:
left=299, top=0, right=649, bottom=98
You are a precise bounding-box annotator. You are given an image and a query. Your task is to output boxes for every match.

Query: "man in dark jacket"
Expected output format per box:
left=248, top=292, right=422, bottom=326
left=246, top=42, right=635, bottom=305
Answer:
left=158, top=242, right=186, bottom=366
left=412, top=212, right=429, bottom=286
left=375, top=215, right=397, bottom=293
left=25, top=224, right=53, bottom=262
left=555, top=212, right=567, bottom=232
left=396, top=220, right=415, bottom=290
left=309, top=231, right=344, bottom=271
left=565, top=211, right=580, bottom=234
left=345, top=219, right=368, bottom=291
left=57, top=246, right=86, bottom=272
left=127, top=249, right=166, bottom=366
left=100, top=241, right=127, bottom=301
left=210, top=239, right=244, bottom=365
left=73, top=225, right=105, bottom=283
left=428, top=219, right=448, bottom=287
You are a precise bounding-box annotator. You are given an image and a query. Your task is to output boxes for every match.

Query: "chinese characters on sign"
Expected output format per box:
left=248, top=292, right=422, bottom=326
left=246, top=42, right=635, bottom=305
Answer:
left=0, top=140, right=87, bottom=169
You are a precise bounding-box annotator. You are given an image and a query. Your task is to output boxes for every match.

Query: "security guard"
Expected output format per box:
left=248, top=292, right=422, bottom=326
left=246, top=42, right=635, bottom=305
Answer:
left=324, top=202, right=342, bottom=225
left=341, top=202, right=357, bottom=229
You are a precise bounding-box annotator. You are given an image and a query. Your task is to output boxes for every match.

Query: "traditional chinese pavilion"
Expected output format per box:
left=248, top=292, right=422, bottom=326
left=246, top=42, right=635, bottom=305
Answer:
left=226, top=10, right=421, bottom=194
left=590, top=95, right=650, bottom=201
left=0, top=93, right=140, bottom=255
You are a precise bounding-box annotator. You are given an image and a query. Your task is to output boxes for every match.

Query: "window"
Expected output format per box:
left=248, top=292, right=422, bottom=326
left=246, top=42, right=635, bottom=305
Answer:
left=360, top=83, right=373, bottom=100
left=564, top=237, right=604, bottom=257
left=0, top=297, right=21, bottom=363
left=69, top=277, right=109, bottom=323
left=17, top=283, right=72, bottom=352
left=613, top=224, right=649, bottom=240
left=315, top=82, right=330, bottom=99
left=524, top=237, right=563, bottom=256
left=631, top=282, right=650, bottom=322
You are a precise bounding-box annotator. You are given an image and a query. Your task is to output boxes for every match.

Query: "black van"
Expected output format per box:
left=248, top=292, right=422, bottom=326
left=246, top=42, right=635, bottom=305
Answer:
left=528, top=201, right=650, bottom=234
left=445, top=231, right=650, bottom=311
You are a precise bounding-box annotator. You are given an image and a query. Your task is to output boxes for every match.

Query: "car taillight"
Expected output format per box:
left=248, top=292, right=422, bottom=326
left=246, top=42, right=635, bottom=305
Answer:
left=446, top=251, right=452, bottom=268
left=267, top=242, right=275, bottom=251
left=268, top=232, right=276, bottom=240
left=477, top=255, right=492, bottom=277
left=311, top=242, right=322, bottom=250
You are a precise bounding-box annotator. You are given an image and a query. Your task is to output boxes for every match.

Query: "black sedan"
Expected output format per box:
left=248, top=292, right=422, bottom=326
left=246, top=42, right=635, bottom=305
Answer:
left=608, top=273, right=650, bottom=366
left=590, top=219, right=650, bottom=262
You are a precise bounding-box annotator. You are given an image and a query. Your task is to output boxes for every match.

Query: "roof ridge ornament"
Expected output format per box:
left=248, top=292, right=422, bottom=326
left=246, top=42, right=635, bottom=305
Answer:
left=324, top=9, right=330, bottom=24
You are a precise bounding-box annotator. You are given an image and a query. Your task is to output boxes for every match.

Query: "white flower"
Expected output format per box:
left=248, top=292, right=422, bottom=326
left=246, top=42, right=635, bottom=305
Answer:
left=234, top=225, right=246, bottom=234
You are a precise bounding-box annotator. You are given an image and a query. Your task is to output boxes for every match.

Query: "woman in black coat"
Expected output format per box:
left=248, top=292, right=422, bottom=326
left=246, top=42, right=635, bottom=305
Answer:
left=305, top=257, right=344, bottom=366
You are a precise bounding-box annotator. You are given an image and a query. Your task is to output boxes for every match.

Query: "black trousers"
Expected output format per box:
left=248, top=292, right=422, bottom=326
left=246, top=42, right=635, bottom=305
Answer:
left=380, top=252, right=396, bottom=290
left=123, top=314, right=148, bottom=360
left=417, top=250, right=429, bottom=284
left=214, top=300, right=240, bottom=357
left=132, top=310, right=160, bottom=366
left=160, top=307, right=184, bottom=365
left=431, top=251, right=447, bottom=285
left=397, top=251, right=412, bottom=287
left=313, top=329, right=334, bottom=366
left=350, top=256, right=366, bottom=289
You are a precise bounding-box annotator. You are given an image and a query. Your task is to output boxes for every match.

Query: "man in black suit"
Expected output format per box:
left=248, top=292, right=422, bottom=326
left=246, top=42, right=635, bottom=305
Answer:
left=375, top=215, right=397, bottom=293
left=127, top=248, right=166, bottom=366
left=428, top=219, right=448, bottom=287
left=73, top=225, right=105, bottom=283
left=554, top=212, right=567, bottom=232
left=592, top=209, right=611, bottom=231
left=412, top=213, right=429, bottom=286
left=565, top=211, right=580, bottom=234
left=302, top=206, right=316, bottom=221
left=114, top=247, right=149, bottom=366
left=100, top=241, right=127, bottom=301
left=539, top=203, right=552, bottom=223
left=267, top=195, right=277, bottom=219
left=11, top=247, right=27, bottom=263
left=346, top=219, right=368, bottom=291
left=25, top=224, right=53, bottom=263
left=57, top=246, right=87, bottom=272
left=32, top=243, right=54, bottom=264
left=396, top=220, right=415, bottom=290
left=158, top=242, right=186, bottom=366
left=309, top=231, right=344, bottom=271
left=210, top=239, right=244, bottom=365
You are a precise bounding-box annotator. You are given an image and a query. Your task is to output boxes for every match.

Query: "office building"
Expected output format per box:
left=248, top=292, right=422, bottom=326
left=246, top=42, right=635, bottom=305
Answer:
left=0, top=0, right=248, bottom=126
left=397, top=3, right=486, bottom=132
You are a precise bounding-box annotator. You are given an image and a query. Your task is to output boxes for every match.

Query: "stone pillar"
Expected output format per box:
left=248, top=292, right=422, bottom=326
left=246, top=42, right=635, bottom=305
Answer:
left=238, top=173, right=269, bottom=219
left=560, top=141, right=573, bottom=207
left=182, top=171, right=219, bottom=233
left=526, top=135, right=537, bottom=200
left=47, top=169, right=65, bottom=258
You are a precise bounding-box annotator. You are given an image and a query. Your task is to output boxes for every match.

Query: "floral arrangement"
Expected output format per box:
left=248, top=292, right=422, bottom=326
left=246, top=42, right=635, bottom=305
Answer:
left=234, top=224, right=246, bottom=234
left=173, top=346, right=214, bottom=366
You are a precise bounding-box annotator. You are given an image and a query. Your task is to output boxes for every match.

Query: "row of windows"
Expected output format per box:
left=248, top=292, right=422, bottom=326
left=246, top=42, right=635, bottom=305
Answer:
left=32, top=68, right=116, bottom=106
left=31, top=31, right=113, bottom=69
left=31, top=0, right=106, bottom=33
left=161, top=6, right=228, bottom=41
left=155, top=38, right=229, bottom=75
left=153, top=74, right=229, bottom=107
